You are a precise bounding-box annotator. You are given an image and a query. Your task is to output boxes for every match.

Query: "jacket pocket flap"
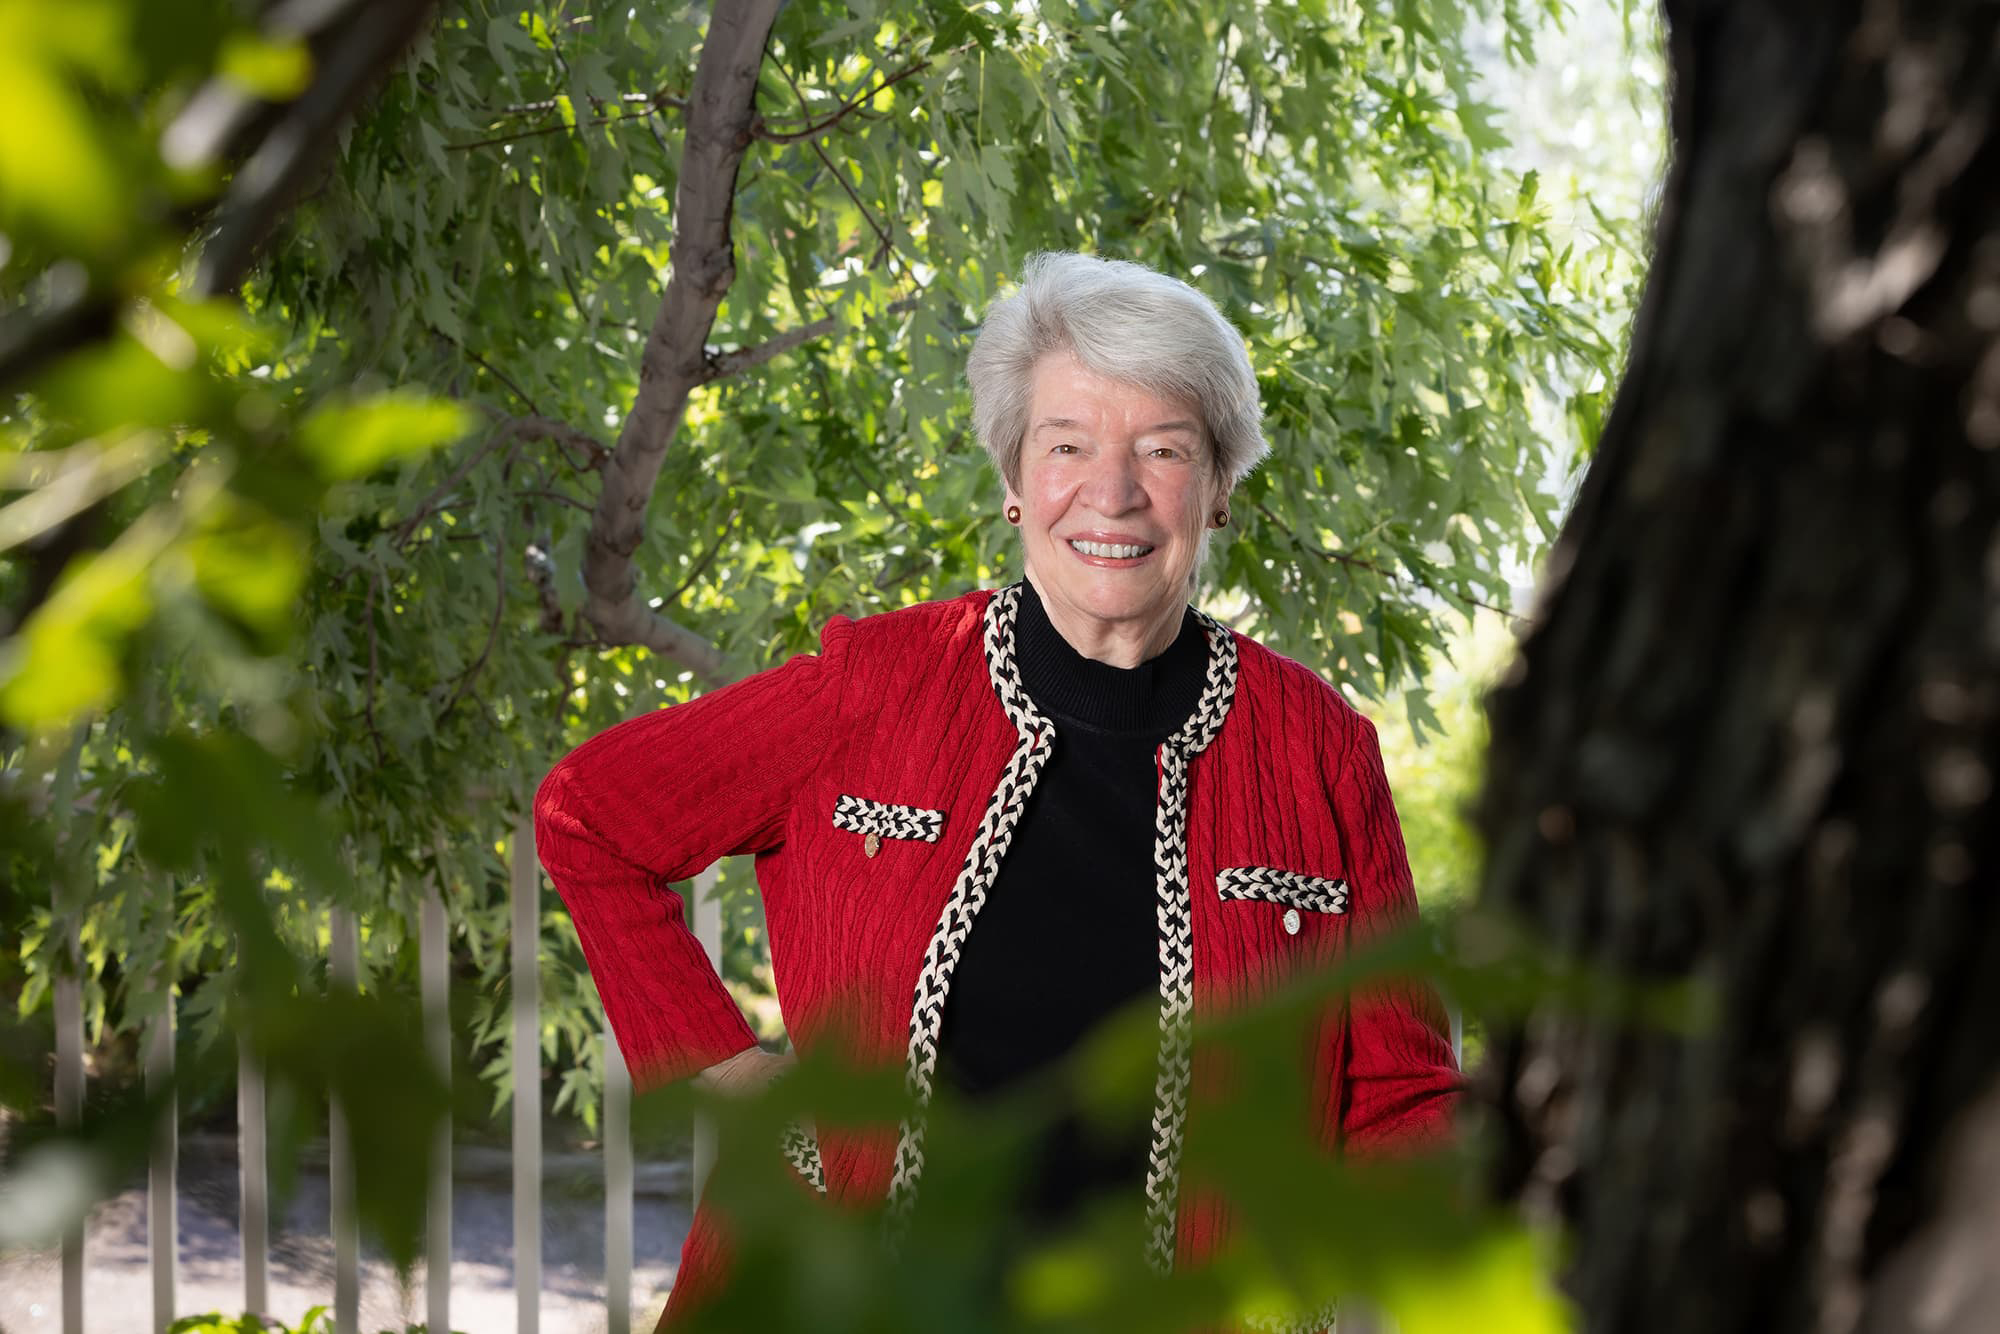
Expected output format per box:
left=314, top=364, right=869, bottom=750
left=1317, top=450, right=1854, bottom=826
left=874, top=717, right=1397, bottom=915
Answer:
left=831, top=793, right=946, bottom=843
left=1216, top=866, right=1349, bottom=914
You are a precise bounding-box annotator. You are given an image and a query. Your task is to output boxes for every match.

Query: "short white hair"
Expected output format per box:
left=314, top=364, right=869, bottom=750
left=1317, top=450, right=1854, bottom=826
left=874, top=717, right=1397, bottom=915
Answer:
left=966, top=252, right=1269, bottom=591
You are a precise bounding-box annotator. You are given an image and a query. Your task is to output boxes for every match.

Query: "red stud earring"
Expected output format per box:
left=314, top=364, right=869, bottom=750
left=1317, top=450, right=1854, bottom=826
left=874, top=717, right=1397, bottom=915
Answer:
left=1006, top=504, right=1021, bottom=524
left=1214, top=509, right=1229, bottom=527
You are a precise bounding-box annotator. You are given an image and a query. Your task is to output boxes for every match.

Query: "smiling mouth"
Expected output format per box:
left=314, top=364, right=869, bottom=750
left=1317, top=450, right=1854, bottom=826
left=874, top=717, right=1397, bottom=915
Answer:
left=1068, top=538, right=1156, bottom=560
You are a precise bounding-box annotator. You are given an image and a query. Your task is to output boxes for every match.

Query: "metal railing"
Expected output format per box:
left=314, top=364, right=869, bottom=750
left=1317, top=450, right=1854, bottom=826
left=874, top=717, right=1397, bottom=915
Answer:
left=40, top=819, right=703, bottom=1334
left=38, top=827, right=1456, bottom=1334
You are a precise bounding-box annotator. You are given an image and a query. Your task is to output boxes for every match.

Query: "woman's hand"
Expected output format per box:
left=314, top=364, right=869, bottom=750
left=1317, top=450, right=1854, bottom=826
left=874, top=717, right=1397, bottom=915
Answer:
left=692, top=1044, right=796, bottom=1097
left=694, top=1046, right=821, bottom=1178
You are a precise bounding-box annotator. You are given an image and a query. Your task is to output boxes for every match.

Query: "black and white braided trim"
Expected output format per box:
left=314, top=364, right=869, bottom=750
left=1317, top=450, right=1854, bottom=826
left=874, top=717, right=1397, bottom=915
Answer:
left=1216, top=866, right=1349, bottom=915
left=886, top=580, right=1239, bottom=1279
left=1142, top=605, right=1238, bottom=1272
left=780, top=1119, right=827, bottom=1194
left=887, top=582, right=1055, bottom=1217
left=831, top=794, right=946, bottom=843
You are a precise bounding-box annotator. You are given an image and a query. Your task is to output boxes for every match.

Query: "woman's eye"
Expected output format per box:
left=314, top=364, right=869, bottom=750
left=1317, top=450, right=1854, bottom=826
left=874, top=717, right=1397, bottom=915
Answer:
left=1051, top=443, right=1078, bottom=454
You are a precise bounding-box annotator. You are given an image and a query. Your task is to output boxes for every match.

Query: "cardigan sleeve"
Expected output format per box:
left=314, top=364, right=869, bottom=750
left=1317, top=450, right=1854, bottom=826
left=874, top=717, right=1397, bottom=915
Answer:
left=534, top=614, right=855, bottom=1091
left=1327, top=709, right=1464, bottom=1153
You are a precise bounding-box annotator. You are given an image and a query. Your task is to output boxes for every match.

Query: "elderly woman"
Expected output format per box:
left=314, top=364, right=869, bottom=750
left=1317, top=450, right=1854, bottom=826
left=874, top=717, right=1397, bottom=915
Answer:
left=535, top=251, right=1461, bottom=1329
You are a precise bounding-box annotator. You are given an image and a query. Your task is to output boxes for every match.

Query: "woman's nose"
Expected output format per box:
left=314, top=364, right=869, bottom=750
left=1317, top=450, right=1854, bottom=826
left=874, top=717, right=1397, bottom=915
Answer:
left=1080, top=451, right=1146, bottom=511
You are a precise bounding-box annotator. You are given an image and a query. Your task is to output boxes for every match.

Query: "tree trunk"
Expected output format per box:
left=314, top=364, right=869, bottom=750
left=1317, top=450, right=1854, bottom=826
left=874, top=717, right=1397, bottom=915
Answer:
left=1472, top=3, right=2000, bottom=1332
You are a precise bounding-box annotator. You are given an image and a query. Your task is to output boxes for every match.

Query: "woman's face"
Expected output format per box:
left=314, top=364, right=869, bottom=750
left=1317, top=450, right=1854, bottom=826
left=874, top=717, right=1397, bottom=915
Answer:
left=1005, top=351, right=1224, bottom=654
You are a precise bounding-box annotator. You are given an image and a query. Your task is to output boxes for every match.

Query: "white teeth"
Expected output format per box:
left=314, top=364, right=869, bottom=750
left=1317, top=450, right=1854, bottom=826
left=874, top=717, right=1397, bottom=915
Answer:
left=1069, top=539, right=1153, bottom=559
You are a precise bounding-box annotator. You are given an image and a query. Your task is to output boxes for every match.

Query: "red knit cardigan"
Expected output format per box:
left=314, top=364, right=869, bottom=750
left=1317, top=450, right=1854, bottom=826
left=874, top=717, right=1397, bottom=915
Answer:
left=534, top=582, right=1461, bottom=1330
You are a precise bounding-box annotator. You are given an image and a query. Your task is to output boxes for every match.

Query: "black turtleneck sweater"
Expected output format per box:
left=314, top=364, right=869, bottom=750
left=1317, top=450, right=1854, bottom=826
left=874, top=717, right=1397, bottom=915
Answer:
left=936, top=576, right=1208, bottom=1225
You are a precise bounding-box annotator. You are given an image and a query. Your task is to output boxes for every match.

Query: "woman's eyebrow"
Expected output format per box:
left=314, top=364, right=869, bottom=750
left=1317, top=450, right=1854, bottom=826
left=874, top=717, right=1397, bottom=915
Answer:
left=1030, top=417, right=1200, bottom=435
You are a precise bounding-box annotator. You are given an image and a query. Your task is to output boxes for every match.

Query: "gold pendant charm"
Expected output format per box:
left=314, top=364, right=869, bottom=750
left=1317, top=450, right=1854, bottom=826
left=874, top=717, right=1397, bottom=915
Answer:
left=864, top=833, right=881, bottom=858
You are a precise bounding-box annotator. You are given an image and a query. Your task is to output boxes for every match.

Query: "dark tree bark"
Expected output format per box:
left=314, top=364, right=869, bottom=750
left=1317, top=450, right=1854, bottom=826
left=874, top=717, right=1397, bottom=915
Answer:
left=1473, top=2, right=2000, bottom=1332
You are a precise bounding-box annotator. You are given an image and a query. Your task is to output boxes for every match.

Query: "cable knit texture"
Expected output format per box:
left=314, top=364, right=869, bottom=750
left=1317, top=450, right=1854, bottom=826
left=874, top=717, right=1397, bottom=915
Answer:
left=533, top=583, right=1461, bottom=1331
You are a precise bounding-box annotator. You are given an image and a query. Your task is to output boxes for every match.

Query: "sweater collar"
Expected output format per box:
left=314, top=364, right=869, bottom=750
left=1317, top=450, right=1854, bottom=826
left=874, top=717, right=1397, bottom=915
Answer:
left=1012, top=576, right=1208, bottom=739
left=982, top=579, right=1238, bottom=757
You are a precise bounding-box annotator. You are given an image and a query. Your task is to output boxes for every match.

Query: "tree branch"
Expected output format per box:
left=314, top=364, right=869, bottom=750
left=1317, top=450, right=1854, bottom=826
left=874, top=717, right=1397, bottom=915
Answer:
left=361, top=572, right=389, bottom=769
left=811, top=135, right=896, bottom=268
left=513, top=486, right=593, bottom=514
left=463, top=39, right=956, bottom=155
left=659, top=504, right=741, bottom=610
left=391, top=415, right=608, bottom=553
left=191, top=0, right=442, bottom=297
left=448, top=87, right=689, bottom=152
left=578, top=0, right=783, bottom=688
left=750, top=48, right=944, bottom=144
left=435, top=525, right=509, bottom=724
left=456, top=340, right=546, bottom=417
left=0, top=290, right=118, bottom=400
left=1, top=0, right=436, bottom=394
left=700, top=296, right=918, bottom=382
left=490, top=88, right=688, bottom=119
left=503, top=413, right=611, bottom=471
left=0, top=433, right=168, bottom=556
left=771, top=53, right=897, bottom=269
left=525, top=534, right=565, bottom=635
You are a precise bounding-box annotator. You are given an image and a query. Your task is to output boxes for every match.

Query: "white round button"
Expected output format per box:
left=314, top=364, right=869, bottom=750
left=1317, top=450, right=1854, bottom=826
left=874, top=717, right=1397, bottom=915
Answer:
left=1282, top=908, right=1301, bottom=935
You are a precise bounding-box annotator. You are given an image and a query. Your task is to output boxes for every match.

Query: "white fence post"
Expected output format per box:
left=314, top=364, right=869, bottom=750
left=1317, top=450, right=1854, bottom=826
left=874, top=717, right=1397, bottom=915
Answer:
left=147, top=973, right=177, bottom=1332
left=239, top=1031, right=268, bottom=1318
left=512, top=814, right=541, bottom=1334
left=53, top=913, right=83, bottom=1334
left=604, top=1025, right=632, bottom=1334
left=422, top=882, right=453, bottom=1334
left=329, top=906, right=361, bottom=1334
left=689, top=863, right=722, bottom=1202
